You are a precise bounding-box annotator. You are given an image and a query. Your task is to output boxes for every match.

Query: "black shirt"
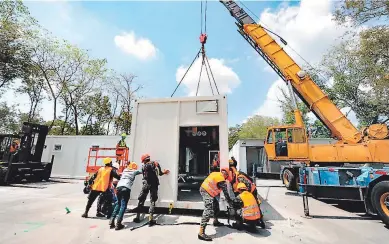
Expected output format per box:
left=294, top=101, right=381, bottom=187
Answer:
left=142, top=161, right=164, bottom=186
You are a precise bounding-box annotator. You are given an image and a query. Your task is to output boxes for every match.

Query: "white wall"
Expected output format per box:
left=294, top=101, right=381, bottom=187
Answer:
left=228, top=140, right=247, bottom=173
left=43, top=135, right=129, bottom=178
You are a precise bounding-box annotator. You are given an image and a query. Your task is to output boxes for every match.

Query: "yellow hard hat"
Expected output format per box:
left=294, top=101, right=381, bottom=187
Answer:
left=237, top=183, right=247, bottom=191
left=103, top=157, right=112, bottom=165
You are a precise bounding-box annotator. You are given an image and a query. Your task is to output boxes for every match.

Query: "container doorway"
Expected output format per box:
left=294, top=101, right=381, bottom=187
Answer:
left=177, top=126, right=219, bottom=201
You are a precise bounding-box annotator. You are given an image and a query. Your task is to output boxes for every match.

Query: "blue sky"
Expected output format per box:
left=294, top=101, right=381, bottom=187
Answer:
left=5, top=0, right=359, bottom=127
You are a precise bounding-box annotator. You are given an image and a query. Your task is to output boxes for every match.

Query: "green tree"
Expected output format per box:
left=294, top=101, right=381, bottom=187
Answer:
left=0, top=101, right=18, bottom=133
left=238, top=115, right=280, bottom=139
left=0, top=0, right=37, bottom=93
left=16, top=64, right=45, bottom=122
left=334, top=0, right=389, bottom=26
left=308, top=120, right=331, bottom=138
left=278, top=87, right=310, bottom=125
left=110, top=73, right=143, bottom=135
left=321, top=34, right=389, bottom=125
left=46, top=119, right=76, bottom=135
left=228, top=124, right=241, bottom=150
left=80, top=92, right=111, bottom=135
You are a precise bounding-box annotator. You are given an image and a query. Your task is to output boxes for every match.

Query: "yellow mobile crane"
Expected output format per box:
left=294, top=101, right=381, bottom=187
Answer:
left=220, top=1, right=389, bottom=190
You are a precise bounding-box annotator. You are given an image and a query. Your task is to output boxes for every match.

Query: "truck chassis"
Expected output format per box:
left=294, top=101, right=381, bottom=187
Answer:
left=299, top=165, right=389, bottom=226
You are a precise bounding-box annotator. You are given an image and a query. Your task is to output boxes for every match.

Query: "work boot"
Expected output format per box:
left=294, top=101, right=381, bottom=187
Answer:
left=81, top=208, right=89, bottom=218
left=115, top=221, right=125, bottom=231
left=257, top=218, right=266, bottom=229
left=213, top=219, right=224, bottom=226
left=96, top=212, right=105, bottom=217
left=148, top=215, right=156, bottom=226
left=109, top=218, right=115, bottom=229
left=232, top=222, right=243, bottom=230
left=133, top=213, right=141, bottom=223
left=198, top=225, right=212, bottom=241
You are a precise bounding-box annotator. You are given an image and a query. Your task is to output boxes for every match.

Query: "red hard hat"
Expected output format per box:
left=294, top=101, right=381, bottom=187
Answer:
left=141, top=154, right=150, bottom=162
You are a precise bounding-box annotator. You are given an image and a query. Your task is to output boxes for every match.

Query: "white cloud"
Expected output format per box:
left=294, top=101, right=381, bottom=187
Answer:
left=259, top=0, right=351, bottom=65
left=250, top=0, right=354, bottom=122
left=254, top=79, right=287, bottom=120
left=175, top=58, right=240, bottom=96
left=114, top=32, right=157, bottom=60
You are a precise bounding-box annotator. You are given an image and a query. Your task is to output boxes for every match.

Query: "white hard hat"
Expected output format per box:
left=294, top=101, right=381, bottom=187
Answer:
left=112, top=162, right=120, bottom=169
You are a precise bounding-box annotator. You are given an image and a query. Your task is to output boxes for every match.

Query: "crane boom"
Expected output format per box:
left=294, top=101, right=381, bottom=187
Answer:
left=219, top=0, right=362, bottom=144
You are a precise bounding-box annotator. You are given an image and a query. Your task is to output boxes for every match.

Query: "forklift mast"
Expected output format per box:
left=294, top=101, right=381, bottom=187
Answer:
left=18, top=122, right=49, bottom=163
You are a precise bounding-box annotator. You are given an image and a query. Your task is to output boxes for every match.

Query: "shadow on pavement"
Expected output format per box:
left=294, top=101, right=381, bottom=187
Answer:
left=285, top=191, right=300, bottom=197
left=308, top=214, right=375, bottom=221
left=258, top=196, right=286, bottom=221
left=5, top=179, right=77, bottom=189
left=212, top=225, right=271, bottom=239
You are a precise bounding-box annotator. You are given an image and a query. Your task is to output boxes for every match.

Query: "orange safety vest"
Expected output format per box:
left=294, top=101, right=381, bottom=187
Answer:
left=10, top=145, right=17, bottom=153
left=201, top=172, right=225, bottom=197
left=91, top=167, right=113, bottom=192
left=240, top=191, right=261, bottom=221
left=116, top=140, right=127, bottom=155
left=233, top=173, right=256, bottom=193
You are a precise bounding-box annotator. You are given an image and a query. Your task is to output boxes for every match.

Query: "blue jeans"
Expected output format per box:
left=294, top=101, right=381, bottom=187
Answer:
left=111, top=186, right=131, bottom=223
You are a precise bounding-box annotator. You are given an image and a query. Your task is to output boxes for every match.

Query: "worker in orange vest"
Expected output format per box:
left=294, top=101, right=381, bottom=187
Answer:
left=81, top=157, right=121, bottom=218
left=9, top=140, right=19, bottom=153
left=232, top=183, right=265, bottom=231
left=116, top=133, right=128, bottom=164
left=198, top=167, right=233, bottom=241
left=229, top=159, right=259, bottom=203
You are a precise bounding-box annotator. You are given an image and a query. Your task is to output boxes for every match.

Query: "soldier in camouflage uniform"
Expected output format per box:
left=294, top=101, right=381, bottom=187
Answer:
left=198, top=167, right=233, bottom=241
left=133, top=154, right=170, bottom=226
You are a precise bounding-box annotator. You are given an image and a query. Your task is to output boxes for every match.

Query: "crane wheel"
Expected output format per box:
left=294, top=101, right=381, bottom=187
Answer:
left=371, top=181, right=389, bottom=226
left=282, top=169, right=297, bottom=191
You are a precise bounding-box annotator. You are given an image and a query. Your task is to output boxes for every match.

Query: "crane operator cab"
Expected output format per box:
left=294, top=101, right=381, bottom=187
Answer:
left=264, top=126, right=309, bottom=161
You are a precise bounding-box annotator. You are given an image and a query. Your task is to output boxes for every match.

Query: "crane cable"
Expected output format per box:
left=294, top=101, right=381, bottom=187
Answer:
left=197, top=0, right=219, bottom=96
left=171, top=0, right=219, bottom=97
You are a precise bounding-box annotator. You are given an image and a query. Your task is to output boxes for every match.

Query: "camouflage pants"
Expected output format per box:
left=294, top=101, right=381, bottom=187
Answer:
left=137, top=181, right=159, bottom=215
left=200, top=187, right=220, bottom=227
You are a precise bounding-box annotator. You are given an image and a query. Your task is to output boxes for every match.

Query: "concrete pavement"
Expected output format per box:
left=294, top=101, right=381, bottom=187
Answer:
left=0, top=179, right=388, bottom=244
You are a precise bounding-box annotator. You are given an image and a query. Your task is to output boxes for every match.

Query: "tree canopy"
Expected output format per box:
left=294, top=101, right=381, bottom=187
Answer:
left=0, top=0, right=143, bottom=135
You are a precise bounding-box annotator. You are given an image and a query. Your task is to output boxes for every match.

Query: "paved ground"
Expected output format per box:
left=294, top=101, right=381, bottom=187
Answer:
left=0, top=179, right=388, bottom=244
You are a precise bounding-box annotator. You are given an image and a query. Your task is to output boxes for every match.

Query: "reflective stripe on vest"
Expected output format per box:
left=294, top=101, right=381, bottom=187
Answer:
left=201, top=172, right=225, bottom=197
left=240, top=191, right=261, bottom=220
left=91, top=167, right=112, bottom=192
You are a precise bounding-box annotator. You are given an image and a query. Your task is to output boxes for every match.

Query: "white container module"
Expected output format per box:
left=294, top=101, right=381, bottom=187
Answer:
left=42, top=135, right=128, bottom=178
left=128, top=95, right=229, bottom=210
